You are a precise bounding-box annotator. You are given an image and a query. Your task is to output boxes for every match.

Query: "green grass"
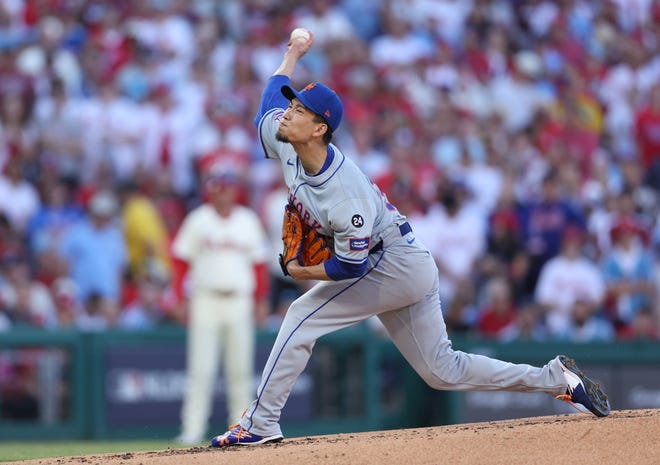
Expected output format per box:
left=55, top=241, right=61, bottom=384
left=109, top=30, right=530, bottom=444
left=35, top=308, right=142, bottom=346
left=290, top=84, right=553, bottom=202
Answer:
left=0, top=440, right=188, bottom=463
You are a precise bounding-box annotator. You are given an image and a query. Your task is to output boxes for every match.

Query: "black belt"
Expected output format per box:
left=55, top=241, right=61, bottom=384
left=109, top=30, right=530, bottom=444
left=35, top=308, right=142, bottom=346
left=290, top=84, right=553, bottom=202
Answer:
left=369, top=222, right=412, bottom=254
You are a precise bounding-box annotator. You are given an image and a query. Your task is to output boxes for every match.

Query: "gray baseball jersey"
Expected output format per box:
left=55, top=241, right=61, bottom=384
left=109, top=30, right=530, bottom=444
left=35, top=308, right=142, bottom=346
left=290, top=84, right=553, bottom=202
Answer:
left=238, top=101, right=569, bottom=438
left=258, top=107, right=408, bottom=260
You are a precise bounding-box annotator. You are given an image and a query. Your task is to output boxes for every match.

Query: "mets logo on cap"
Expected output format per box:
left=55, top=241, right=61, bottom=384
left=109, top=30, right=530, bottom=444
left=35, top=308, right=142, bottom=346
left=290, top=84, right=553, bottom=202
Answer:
left=282, top=82, right=344, bottom=132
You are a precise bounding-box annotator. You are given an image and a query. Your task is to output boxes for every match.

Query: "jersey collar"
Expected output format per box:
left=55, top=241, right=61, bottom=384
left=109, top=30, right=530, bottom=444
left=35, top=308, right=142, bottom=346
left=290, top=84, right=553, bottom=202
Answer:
left=299, top=145, right=344, bottom=187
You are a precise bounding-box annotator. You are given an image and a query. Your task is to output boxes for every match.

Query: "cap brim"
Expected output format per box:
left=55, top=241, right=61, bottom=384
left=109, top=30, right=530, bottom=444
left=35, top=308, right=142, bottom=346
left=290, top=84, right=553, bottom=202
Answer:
left=281, top=85, right=318, bottom=116
left=281, top=85, right=298, bottom=101
left=206, top=173, right=240, bottom=186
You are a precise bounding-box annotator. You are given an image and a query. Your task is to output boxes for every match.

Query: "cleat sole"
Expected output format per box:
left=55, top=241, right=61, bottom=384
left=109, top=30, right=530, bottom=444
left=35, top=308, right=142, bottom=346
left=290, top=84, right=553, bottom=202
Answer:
left=559, top=355, right=611, bottom=417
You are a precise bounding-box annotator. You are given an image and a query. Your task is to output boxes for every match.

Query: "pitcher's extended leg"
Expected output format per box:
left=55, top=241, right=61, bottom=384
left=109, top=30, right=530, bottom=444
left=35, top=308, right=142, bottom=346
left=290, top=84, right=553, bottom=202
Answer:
left=377, top=277, right=567, bottom=395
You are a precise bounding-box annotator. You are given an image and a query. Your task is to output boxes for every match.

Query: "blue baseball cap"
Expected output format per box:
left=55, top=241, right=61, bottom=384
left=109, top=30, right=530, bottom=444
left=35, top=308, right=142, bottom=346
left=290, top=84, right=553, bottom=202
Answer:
left=281, top=82, right=343, bottom=132
left=205, top=164, right=241, bottom=188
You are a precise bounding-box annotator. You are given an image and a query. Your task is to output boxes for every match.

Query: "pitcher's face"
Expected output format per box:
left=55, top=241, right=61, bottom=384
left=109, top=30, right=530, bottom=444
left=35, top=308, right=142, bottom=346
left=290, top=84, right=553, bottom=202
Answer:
left=276, top=98, right=327, bottom=144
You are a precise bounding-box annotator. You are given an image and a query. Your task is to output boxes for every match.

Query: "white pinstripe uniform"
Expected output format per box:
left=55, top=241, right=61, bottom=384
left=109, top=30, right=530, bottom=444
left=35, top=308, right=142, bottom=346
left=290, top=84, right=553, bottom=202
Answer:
left=237, top=106, right=569, bottom=438
left=173, top=203, right=268, bottom=439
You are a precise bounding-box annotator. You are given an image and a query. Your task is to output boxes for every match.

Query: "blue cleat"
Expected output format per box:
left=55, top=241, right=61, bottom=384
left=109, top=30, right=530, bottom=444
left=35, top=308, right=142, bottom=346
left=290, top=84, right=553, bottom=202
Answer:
left=211, top=424, right=283, bottom=447
left=557, top=355, right=610, bottom=417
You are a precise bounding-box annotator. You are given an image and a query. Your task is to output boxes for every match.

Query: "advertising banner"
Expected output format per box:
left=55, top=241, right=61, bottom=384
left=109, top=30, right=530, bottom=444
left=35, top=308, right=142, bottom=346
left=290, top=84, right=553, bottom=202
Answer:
left=103, top=342, right=314, bottom=427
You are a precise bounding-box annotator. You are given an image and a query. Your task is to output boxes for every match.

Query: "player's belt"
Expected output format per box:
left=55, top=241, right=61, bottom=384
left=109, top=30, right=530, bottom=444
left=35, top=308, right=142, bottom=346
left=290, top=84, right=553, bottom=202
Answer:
left=203, top=289, right=238, bottom=297
left=369, top=222, right=412, bottom=254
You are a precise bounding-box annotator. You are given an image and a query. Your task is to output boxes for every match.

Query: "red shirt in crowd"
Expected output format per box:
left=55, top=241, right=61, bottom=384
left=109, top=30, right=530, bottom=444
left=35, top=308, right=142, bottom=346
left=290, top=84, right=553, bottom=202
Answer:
left=634, top=105, right=660, bottom=169
left=478, top=305, right=517, bottom=339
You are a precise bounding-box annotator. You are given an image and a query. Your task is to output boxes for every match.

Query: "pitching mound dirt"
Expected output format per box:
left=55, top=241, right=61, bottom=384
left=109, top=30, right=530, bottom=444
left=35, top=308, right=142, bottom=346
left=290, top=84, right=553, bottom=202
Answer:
left=10, top=409, right=660, bottom=465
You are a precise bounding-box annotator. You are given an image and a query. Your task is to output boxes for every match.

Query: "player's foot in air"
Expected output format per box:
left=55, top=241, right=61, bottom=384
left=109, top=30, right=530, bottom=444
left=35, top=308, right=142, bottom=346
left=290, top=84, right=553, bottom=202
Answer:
left=556, top=355, right=610, bottom=417
left=210, top=424, right=284, bottom=447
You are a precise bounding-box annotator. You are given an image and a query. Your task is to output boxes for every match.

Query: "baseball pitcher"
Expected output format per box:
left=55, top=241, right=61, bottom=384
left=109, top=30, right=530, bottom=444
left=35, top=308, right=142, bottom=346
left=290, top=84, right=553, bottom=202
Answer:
left=211, top=30, right=610, bottom=447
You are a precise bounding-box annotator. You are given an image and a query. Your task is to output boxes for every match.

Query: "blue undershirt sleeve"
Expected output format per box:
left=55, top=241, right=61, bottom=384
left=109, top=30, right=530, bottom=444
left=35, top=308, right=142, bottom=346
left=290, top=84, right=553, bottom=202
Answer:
left=254, top=75, right=292, bottom=127
left=324, top=256, right=367, bottom=281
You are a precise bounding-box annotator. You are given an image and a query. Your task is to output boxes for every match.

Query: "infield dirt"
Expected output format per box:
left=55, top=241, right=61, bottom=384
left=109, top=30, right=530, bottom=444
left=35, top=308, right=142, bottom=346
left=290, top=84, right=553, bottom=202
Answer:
left=8, top=409, right=660, bottom=465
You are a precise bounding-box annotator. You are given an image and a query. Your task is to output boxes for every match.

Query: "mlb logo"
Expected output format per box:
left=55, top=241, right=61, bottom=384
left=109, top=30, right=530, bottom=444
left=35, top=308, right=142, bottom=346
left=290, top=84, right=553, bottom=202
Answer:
left=349, top=237, right=370, bottom=251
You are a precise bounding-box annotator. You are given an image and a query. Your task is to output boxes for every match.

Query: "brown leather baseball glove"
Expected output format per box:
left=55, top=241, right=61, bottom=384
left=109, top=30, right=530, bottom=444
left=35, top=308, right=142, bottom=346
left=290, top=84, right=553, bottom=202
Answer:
left=279, top=203, right=332, bottom=276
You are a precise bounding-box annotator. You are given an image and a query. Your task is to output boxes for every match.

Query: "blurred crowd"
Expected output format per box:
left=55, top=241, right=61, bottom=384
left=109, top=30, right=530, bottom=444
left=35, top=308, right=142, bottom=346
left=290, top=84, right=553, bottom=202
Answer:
left=0, top=0, right=659, bottom=343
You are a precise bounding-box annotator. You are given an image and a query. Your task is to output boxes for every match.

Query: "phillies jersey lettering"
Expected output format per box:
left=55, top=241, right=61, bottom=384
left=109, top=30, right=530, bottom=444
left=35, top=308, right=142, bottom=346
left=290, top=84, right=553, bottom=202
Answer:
left=172, top=205, right=268, bottom=294
left=201, top=237, right=253, bottom=253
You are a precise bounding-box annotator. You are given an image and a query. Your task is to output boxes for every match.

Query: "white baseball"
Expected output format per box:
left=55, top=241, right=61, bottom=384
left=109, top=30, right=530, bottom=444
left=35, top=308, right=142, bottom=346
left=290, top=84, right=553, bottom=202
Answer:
left=290, top=28, right=310, bottom=42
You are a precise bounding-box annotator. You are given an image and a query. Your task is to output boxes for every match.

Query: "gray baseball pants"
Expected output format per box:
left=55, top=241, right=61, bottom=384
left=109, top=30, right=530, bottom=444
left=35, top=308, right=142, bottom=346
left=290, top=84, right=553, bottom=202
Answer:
left=240, top=225, right=567, bottom=437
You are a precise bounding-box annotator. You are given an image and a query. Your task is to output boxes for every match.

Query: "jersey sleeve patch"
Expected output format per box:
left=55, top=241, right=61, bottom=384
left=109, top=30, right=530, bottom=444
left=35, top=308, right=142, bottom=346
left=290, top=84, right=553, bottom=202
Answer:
left=349, top=237, right=370, bottom=251
left=351, top=214, right=365, bottom=228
